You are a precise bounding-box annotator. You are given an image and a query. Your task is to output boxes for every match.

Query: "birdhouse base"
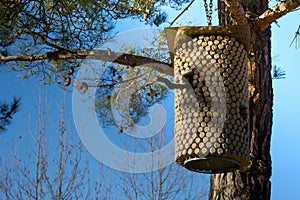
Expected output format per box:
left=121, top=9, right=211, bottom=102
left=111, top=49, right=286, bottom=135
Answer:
left=184, top=156, right=241, bottom=174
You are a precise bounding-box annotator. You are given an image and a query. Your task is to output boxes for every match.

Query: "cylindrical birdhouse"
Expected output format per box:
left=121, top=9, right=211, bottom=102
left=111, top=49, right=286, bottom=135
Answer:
left=165, top=25, right=250, bottom=173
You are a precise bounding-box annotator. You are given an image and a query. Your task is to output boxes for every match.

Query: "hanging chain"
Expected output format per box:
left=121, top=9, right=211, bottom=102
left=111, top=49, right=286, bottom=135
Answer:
left=204, top=0, right=213, bottom=25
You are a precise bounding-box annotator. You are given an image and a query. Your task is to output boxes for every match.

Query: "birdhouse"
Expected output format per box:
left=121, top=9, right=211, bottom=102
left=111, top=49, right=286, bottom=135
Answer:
left=165, top=25, right=250, bottom=173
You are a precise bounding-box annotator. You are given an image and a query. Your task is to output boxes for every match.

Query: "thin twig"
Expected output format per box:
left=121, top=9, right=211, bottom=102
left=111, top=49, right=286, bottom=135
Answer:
left=289, top=25, right=300, bottom=49
left=169, top=0, right=196, bottom=26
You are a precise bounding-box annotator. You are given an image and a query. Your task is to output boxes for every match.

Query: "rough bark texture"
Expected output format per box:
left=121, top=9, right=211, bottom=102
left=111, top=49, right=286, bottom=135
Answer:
left=209, top=0, right=273, bottom=199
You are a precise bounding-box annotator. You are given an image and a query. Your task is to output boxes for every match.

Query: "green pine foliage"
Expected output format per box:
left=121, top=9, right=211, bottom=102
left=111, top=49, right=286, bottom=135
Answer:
left=0, top=97, right=21, bottom=132
left=1, top=0, right=188, bottom=130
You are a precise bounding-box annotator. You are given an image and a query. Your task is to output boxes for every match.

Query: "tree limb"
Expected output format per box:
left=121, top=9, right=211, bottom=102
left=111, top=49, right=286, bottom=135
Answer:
left=223, top=0, right=248, bottom=25
left=0, top=49, right=173, bottom=76
left=254, top=0, right=300, bottom=31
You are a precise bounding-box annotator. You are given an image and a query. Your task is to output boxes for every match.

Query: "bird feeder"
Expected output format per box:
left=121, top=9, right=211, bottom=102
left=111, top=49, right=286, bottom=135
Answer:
left=165, top=25, right=250, bottom=173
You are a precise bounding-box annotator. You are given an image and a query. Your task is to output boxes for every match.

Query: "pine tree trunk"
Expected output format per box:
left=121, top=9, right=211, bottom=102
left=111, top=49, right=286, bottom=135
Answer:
left=209, top=0, right=273, bottom=199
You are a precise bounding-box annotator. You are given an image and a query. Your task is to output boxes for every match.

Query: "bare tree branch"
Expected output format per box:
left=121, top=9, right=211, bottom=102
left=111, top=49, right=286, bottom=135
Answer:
left=223, top=0, right=248, bottom=25
left=254, top=0, right=300, bottom=31
left=0, top=49, right=173, bottom=76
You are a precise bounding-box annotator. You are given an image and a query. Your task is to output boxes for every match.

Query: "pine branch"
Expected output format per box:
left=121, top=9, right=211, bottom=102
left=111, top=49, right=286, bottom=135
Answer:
left=223, top=0, right=248, bottom=25
left=254, top=0, right=300, bottom=31
left=0, top=97, right=21, bottom=132
left=0, top=50, right=173, bottom=76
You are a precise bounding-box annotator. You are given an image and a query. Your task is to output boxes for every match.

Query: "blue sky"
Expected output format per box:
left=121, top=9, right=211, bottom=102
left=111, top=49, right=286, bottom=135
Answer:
left=1, top=0, right=300, bottom=199
left=270, top=10, right=300, bottom=200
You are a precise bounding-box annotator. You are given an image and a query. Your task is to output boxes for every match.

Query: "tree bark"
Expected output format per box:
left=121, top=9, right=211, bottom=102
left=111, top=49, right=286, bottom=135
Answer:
left=209, top=0, right=273, bottom=199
